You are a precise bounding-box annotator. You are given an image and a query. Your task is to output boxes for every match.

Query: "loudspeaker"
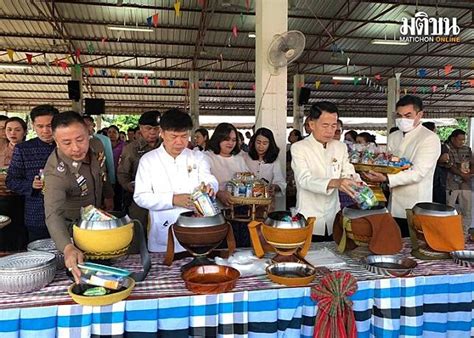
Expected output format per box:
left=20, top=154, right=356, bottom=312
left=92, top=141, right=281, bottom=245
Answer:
left=85, top=98, right=105, bottom=115
left=298, top=87, right=311, bottom=105
left=67, top=80, right=81, bottom=101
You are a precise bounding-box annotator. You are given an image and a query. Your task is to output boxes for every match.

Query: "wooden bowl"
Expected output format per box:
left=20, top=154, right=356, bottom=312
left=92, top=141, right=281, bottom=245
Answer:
left=181, top=265, right=240, bottom=294
left=173, top=223, right=229, bottom=255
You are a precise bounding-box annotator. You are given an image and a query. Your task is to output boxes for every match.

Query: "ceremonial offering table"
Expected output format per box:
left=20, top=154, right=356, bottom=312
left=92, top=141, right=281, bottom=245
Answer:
left=1, top=240, right=474, bottom=337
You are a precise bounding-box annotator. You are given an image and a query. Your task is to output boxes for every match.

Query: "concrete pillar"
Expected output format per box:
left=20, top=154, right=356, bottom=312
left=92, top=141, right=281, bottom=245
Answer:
left=293, top=74, right=304, bottom=131
left=71, top=68, right=83, bottom=114
left=255, top=0, right=288, bottom=204
left=469, top=118, right=474, bottom=149
left=189, top=71, right=200, bottom=131
left=387, top=77, right=400, bottom=132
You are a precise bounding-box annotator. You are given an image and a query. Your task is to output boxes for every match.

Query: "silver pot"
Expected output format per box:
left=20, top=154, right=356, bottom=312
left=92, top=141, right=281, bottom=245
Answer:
left=264, top=211, right=307, bottom=229
left=176, top=211, right=226, bottom=228
left=412, top=202, right=457, bottom=217
left=77, top=214, right=132, bottom=230
left=343, top=205, right=389, bottom=219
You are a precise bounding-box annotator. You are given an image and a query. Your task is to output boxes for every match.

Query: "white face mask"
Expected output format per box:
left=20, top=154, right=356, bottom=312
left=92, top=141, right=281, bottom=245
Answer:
left=396, top=118, right=415, bottom=133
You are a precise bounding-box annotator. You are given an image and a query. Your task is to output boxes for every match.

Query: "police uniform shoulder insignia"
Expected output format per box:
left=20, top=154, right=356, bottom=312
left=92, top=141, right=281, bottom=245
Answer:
left=57, top=161, right=65, bottom=172
left=98, top=151, right=106, bottom=167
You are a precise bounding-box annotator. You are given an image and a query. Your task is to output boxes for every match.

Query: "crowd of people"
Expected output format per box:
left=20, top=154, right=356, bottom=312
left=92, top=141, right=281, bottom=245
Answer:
left=0, top=95, right=471, bottom=280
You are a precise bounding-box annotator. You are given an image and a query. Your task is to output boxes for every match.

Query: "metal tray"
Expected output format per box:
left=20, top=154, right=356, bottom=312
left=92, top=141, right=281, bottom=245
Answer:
left=450, top=250, right=474, bottom=268
left=0, top=252, right=56, bottom=271
left=266, top=262, right=317, bottom=286
left=364, top=255, right=417, bottom=277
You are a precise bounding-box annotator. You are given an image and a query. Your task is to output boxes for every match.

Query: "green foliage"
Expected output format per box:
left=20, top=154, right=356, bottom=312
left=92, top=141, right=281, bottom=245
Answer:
left=436, top=118, right=468, bottom=142
left=102, top=115, right=140, bottom=131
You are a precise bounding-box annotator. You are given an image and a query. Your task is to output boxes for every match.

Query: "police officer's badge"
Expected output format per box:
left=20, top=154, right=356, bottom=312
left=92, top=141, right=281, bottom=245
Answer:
left=57, top=161, right=65, bottom=172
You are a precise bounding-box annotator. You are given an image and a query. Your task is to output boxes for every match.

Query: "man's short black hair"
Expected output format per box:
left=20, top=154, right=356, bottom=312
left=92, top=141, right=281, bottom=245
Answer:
left=160, top=109, right=193, bottom=131
left=449, top=129, right=466, bottom=142
left=422, top=121, right=436, bottom=132
left=308, top=101, right=339, bottom=120
left=83, top=115, right=94, bottom=124
left=0, top=115, right=8, bottom=122
left=396, top=95, right=423, bottom=112
left=51, top=111, right=86, bottom=132
left=30, top=105, right=59, bottom=122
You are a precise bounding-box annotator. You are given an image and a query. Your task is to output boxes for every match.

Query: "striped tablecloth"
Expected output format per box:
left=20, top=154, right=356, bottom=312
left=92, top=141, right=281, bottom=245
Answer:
left=1, top=240, right=474, bottom=337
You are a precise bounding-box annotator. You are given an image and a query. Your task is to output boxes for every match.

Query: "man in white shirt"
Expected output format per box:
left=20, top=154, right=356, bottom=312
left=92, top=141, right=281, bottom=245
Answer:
left=291, top=101, right=360, bottom=241
left=363, top=95, right=441, bottom=237
left=134, top=109, right=218, bottom=252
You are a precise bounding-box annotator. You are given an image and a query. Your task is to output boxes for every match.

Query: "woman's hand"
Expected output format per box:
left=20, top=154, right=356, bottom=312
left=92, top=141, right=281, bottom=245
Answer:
left=216, top=190, right=233, bottom=207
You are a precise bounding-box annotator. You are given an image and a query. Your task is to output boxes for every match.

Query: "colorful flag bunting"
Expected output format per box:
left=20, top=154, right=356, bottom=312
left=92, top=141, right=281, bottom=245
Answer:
left=469, top=79, right=474, bottom=87
left=153, top=13, right=159, bottom=27
left=454, top=80, right=462, bottom=89
left=25, top=53, right=33, bottom=64
left=74, top=64, right=81, bottom=76
left=315, top=80, right=321, bottom=89
left=443, top=83, right=449, bottom=91
left=87, top=42, right=94, bottom=54
left=75, top=48, right=81, bottom=58
left=88, top=67, right=94, bottom=76
left=431, top=85, right=437, bottom=93
left=374, top=74, right=381, bottom=81
left=404, top=88, right=407, bottom=95
left=252, top=83, right=256, bottom=91
left=174, top=1, right=181, bottom=17
left=124, top=74, right=129, bottom=81
left=59, top=60, right=68, bottom=71
left=232, top=25, right=238, bottom=38
left=101, top=69, right=107, bottom=76
left=418, top=68, right=427, bottom=78
left=6, top=49, right=14, bottom=61
left=170, top=80, right=174, bottom=86
left=444, top=64, right=453, bottom=75
left=146, top=16, right=152, bottom=27
left=144, top=76, right=149, bottom=85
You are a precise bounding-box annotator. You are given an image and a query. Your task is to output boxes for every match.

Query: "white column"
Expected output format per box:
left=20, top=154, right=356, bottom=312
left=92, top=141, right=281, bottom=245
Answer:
left=255, top=0, right=288, bottom=206
left=293, top=74, right=304, bottom=132
left=189, top=71, right=200, bottom=131
left=387, top=77, right=400, bottom=132
left=71, top=68, right=83, bottom=114
left=469, top=118, right=474, bottom=149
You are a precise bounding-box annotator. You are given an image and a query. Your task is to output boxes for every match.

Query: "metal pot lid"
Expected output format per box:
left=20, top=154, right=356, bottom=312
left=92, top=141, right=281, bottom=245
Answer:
left=264, top=211, right=307, bottom=229
left=343, top=205, right=389, bottom=219
left=176, top=211, right=226, bottom=227
left=412, top=202, right=457, bottom=216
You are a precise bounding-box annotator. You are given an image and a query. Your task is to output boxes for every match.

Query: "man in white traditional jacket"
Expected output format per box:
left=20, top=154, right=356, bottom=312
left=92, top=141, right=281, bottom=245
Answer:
left=363, top=95, right=441, bottom=237
left=134, top=109, right=218, bottom=252
left=291, top=101, right=360, bottom=241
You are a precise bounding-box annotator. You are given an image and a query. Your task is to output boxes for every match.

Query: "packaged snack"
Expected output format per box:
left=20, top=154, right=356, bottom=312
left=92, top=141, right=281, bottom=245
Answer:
left=83, top=286, right=108, bottom=296
left=352, top=184, right=378, bottom=210
left=192, top=188, right=219, bottom=217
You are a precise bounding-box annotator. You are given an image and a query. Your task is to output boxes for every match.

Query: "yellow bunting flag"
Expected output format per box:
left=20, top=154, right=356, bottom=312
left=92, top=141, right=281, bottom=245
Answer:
left=174, top=1, right=181, bottom=17
left=6, top=49, right=14, bottom=61
left=315, top=80, right=321, bottom=89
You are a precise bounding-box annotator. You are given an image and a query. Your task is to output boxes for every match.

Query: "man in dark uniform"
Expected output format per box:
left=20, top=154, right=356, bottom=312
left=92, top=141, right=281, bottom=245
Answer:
left=117, top=111, right=161, bottom=232
left=44, top=111, right=114, bottom=283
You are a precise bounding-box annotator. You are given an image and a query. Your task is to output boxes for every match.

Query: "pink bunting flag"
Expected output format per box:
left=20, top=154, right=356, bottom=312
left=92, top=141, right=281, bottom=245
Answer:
left=75, top=48, right=81, bottom=58
left=252, top=83, right=256, bottom=91
left=246, top=0, right=250, bottom=11
left=232, top=25, right=238, bottom=38
left=374, top=74, right=381, bottom=81
left=412, top=87, right=417, bottom=94
left=152, top=13, right=159, bottom=27
left=25, top=53, right=33, bottom=64
left=88, top=67, right=94, bottom=76
left=101, top=37, right=107, bottom=44
left=144, top=76, right=149, bottom=85
left=444, top=64, right=453, bottom=76
left=431, top=85, right=437, bottom=93
left=124, top=74, right=129, bottom=81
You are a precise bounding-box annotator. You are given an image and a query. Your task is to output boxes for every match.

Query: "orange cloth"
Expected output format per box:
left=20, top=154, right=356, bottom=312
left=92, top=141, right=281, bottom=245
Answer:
left=333, top=212, right=402, bottom=254
left=412, top=214, right=464, bottom=252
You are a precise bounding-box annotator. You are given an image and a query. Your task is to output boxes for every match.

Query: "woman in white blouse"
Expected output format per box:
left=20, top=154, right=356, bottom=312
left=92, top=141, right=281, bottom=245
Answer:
left=244, top=128, right=286, bottom=196
left=206, top=123, right=249, bottom=207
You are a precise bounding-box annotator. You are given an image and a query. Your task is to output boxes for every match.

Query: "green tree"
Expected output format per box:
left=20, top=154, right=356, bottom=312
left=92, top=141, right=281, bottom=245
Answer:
left=102, top=115, right=140, bottom=132
left=437, top=118, right=468, bottom=142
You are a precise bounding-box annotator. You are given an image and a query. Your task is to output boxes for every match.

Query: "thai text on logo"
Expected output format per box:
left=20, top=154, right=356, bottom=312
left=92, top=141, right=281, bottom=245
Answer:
left=399, top=12, right=461, bottom=43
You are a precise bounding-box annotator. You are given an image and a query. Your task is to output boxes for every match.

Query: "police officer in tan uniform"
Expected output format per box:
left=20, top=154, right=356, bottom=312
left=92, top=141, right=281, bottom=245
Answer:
left=44, top=111, right=114, bottom=283
left=117, top=111, right=161, bottom=232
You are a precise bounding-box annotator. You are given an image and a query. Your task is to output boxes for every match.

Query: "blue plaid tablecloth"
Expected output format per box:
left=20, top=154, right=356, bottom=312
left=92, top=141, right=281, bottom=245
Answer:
left=1, top=242, right=474, bottom=337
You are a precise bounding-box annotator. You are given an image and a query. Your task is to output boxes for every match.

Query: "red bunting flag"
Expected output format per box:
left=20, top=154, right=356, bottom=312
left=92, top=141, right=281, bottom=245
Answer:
left=75, top=48, right=81, bottom=58
left=59, top=60, right=68, bottom=71
left=332, top=80, right=340, bottom=85
left=245, top=0, right=250, bottom=11
left=88, top=67, right=94, bottom=76
left=469, top=79, right=474, bottom=87
left=232, top=25, right=238, bottom=38
left=444, top=64, right=453, bottom=76
left=144, top=76, right=149, bottom=85
left=25, top=53, right=33, bottom=64
left=152, top=13, right=159, bottom=27
left=374, top=74, right=381, bottom=81
left=412, top=87, right=417, bottom=94
left=101, top=37, right=107, bottom=44
left=124, top=74, right=129, bottom=81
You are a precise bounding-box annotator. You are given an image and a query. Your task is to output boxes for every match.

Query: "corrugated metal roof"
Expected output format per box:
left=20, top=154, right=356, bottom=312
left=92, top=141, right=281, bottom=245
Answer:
left=0, top=0, right=472, bottom=116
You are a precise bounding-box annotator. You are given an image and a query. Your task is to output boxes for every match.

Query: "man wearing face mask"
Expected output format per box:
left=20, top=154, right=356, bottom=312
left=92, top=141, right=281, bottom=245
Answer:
left=363, top=95, right=440, bottom=237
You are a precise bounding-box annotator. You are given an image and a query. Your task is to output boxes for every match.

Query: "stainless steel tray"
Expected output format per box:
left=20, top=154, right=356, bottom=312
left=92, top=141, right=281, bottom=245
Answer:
left=364, top=255, right=417, bottom=277
left=450, top=250, right=474, bottom=268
